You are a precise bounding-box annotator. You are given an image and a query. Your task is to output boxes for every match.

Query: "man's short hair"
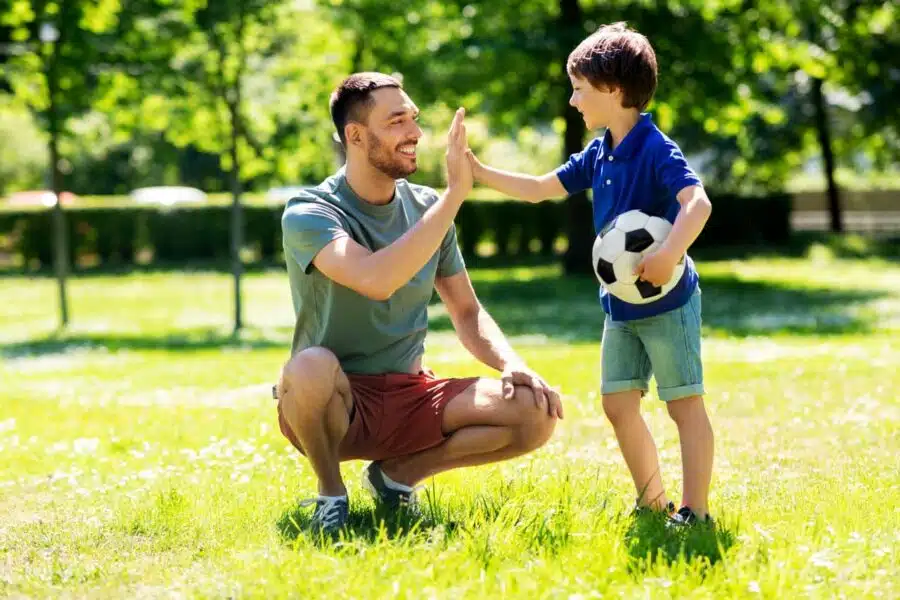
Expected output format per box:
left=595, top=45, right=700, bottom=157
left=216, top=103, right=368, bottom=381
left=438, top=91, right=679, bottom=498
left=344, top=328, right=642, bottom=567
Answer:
left=329, top=72, right=403, bottom=144
left=566, top=22, right=658, bottom=111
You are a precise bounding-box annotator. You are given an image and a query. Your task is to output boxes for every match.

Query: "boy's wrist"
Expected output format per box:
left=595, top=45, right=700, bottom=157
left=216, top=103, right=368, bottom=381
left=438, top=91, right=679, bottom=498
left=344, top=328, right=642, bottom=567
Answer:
left=656, top=243, right=683, bottom=263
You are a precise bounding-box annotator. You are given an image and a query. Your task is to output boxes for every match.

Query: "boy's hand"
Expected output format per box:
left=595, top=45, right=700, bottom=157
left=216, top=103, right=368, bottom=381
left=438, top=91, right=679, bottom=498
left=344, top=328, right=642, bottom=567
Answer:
left=634, top=247, right=679, bottom=287
left=465, top=148, right=485, bottom=181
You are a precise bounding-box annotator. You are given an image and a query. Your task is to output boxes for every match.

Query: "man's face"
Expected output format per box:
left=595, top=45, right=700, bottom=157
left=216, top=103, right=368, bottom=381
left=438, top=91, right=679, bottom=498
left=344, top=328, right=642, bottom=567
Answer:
left=568, top=74, right=620, bottom=130
left=358, top=87, right=423, bottom=179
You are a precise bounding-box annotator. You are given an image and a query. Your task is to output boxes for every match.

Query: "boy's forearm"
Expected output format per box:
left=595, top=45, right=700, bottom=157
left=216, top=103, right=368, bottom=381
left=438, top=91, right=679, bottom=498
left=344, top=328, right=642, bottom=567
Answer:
left=660, top=187, right=712, bottom=258
left=474, top=164, right=545, bottom=203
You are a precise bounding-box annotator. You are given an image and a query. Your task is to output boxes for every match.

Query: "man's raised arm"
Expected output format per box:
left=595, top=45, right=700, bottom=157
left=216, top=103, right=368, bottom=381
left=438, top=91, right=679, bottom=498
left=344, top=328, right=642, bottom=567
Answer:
left=311, top=108, right=472, bottom=301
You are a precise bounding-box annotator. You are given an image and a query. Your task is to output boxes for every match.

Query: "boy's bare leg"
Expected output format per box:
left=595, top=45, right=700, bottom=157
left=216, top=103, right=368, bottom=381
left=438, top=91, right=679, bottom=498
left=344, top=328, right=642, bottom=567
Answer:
left=603, top=390, right=670, bottom=511
left=666, top=395, right=714, bottom=518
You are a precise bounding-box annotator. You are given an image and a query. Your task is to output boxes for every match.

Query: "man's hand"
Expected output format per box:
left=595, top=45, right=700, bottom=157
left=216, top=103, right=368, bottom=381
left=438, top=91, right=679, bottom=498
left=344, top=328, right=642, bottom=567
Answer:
left=634, top=247, right=679, bottom=287
left=445, top=107, right=473, bottom=198
left=501, top=363, right=564, bottom=419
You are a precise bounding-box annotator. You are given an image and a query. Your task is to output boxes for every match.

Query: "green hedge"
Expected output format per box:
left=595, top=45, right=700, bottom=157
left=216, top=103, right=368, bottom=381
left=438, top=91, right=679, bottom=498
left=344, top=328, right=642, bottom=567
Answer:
left=0, top=192, right=791, bottom=269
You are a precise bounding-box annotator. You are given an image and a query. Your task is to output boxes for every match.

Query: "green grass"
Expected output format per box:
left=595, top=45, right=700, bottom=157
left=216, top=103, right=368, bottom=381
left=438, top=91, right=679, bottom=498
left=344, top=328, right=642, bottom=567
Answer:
left=2, top=251, right=899, bottom=598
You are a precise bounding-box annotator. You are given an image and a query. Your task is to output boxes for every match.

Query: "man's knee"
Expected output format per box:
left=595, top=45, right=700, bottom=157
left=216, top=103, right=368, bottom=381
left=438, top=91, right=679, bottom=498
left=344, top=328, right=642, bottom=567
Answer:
left=279, top=346, right=342, bottom=414
left=512, top=385, right=556, bottom=452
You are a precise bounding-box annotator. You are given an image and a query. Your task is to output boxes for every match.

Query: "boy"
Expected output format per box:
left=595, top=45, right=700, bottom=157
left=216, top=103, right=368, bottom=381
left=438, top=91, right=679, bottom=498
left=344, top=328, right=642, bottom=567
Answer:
left=465, top=23, right=714, bottom=525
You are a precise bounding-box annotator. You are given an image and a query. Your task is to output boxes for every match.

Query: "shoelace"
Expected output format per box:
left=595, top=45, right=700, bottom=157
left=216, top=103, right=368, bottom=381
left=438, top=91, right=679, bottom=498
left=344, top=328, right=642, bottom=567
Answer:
left=400, top=484, right=425, bottom=505
left=300, top=496, right=347, bottom=529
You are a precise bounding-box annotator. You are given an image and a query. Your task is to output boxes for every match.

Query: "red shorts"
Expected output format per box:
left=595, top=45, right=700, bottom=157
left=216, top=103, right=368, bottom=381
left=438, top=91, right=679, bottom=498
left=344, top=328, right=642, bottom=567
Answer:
left=277, top=370, right=479, bottom=462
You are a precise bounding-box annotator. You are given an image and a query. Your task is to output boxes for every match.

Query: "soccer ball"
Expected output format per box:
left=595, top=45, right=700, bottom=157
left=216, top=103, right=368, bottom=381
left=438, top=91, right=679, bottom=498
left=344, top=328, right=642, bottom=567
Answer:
left=591, top=209, right=685, bottom=305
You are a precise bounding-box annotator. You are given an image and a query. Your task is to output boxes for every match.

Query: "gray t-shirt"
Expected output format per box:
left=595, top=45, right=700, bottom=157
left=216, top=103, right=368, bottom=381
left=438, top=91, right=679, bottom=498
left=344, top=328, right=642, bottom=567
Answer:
left=281, top=169, right=465, bottom=374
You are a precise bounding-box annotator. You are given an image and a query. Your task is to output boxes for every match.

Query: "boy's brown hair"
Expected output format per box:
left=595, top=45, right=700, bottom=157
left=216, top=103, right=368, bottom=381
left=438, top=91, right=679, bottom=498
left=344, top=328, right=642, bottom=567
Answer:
left=566, top=22, right=658, bottom=111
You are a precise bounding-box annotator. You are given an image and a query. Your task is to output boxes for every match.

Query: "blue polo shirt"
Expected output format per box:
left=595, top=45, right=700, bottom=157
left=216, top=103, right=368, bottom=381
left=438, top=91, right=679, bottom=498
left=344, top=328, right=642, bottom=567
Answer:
left=555, top=113, right=702, bottom=321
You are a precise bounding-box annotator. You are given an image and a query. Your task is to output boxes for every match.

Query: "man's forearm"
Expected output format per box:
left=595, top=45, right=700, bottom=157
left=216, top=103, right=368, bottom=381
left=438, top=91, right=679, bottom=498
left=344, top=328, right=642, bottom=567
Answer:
left=361, top=188, right=465, bottom=299
left=454, top=305, right=524, bottom=371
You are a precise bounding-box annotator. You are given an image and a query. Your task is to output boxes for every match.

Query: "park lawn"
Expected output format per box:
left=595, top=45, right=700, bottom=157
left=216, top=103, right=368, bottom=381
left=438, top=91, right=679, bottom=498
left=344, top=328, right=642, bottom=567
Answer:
left=1, top=250, right=898, bottom=598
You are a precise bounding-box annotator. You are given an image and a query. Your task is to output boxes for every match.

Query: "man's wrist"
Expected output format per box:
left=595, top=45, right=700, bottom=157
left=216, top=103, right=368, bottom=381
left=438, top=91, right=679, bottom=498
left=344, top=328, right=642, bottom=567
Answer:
left=443, top=186, right=468, bottom=204
left=500, top=356, right=527, bottom=372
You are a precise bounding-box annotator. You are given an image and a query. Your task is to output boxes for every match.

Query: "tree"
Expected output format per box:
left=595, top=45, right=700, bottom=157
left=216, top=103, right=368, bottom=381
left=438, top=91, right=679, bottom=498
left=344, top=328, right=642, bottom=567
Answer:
left=696, top=0, right=899, bottom=230
left=1, top=0, right=181, bottom=326
left=324, top=0, right=748, bottom=273
left=133, top=0, right=347, bottom=332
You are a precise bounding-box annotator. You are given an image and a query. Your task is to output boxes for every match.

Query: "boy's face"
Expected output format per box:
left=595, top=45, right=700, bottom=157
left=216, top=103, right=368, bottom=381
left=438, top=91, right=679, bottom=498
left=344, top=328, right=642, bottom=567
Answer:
left=568, top=74, right=621, bottom=130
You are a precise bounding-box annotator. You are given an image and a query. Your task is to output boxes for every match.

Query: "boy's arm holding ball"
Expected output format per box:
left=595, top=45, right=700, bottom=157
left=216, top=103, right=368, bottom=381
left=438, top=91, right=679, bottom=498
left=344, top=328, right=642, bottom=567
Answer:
left=465, top=149, right=566, bottom=203
left=635, top=185, right=712, bottom=286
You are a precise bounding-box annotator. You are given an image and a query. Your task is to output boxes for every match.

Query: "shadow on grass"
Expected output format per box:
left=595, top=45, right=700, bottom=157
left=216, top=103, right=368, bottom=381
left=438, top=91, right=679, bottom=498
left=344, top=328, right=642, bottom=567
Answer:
left=0, top=328, right=287, bottom=359
left=690, top=232, right=900, bottom=263
left=429, top=271, right=888, bottom=341
left=623, top=511, right=737, bottom=572
left=275, top=500, right=460, bottom=548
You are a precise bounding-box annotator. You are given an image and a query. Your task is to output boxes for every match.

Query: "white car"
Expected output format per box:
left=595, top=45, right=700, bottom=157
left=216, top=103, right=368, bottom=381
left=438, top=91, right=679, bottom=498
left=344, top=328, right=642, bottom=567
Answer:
left=130, top=186, right=207, bottom=207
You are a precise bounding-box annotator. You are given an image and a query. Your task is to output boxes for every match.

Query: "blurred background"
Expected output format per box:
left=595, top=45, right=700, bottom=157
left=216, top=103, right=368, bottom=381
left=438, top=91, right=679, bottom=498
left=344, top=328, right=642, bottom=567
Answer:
left=0, top=0, right=897, bottom=331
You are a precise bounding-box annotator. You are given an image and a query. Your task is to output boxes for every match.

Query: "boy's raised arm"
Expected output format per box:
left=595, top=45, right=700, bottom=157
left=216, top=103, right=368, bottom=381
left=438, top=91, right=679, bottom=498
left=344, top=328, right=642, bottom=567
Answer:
left=465, top=149, right=566, bottom=203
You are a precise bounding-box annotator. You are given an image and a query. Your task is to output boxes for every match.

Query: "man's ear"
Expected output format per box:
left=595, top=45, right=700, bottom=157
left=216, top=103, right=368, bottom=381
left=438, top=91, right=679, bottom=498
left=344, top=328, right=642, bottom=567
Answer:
left=345, top=123, right=364, bottom=147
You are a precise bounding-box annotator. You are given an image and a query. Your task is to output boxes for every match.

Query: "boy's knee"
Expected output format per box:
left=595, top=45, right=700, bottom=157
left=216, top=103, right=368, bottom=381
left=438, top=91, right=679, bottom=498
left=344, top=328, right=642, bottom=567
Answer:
left=602, top=392, right=641, bottom=426
left=665, top=395, right=706, bottom=426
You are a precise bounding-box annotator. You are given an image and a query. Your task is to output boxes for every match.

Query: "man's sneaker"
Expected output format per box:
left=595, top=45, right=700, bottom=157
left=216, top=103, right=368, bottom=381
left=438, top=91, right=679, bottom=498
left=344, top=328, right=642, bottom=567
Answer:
left=300, top=495, right=349, bottom=535
left=363, top=462, right=422, bottom=516
left=631, top=500, right=675, bottom=518
left=667, top=505, right=714, bottom=528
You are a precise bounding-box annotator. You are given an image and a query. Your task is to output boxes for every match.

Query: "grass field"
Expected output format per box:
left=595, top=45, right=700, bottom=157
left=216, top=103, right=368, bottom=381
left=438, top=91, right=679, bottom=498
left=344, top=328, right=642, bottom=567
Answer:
left=2, top=245, right=898, bottom=598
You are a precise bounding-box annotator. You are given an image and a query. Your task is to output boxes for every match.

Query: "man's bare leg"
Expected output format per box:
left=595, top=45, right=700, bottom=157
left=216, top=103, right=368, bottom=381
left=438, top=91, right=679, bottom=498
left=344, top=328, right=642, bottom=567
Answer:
left=378, top=378, right=557, bottom=486
left=278, top=347, right=353, bottom=496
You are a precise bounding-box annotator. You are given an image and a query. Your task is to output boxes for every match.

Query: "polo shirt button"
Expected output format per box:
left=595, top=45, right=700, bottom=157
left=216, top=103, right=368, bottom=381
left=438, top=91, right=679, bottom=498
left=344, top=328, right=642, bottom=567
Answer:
left=608, top=156, right=614, bottom=161
left=606, top=179, right=611, bottom=185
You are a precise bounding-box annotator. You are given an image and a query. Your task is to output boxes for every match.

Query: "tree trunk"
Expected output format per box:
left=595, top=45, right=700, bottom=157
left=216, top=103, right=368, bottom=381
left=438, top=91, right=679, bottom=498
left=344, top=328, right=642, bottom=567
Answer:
left=46, top=13, right=69, bottom=327
left=229, top=98, right=243, bottom=333
left=811, top=78, right=842, bottom=233
left=48, top=111, right=70, bottom=327
left=559, top=0, right=593, bottom=275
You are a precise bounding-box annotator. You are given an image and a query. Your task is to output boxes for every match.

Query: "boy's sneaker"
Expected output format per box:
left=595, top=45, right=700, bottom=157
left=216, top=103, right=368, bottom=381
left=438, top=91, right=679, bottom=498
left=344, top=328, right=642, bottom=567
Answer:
left=363, top=462, right=422, bottom=517
left=631, top=500, right=675, bottom=518
left=667, top=505, right=714, bottom=528
left=300, top=495, right=349, bottom=535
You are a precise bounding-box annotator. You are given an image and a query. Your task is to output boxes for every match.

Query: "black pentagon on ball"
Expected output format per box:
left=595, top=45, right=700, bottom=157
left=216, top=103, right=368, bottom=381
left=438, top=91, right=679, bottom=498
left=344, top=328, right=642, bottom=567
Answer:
left=635, top=278, right=662, bottom=299
left=595, top=258, right=616, bottom=285
left=624, top=228, right=655, bottom=253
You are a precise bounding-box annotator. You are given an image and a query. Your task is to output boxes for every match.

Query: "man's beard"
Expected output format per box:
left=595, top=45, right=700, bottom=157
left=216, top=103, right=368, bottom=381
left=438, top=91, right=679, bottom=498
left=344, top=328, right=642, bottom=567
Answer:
left=367, top=131, right=416, bottom=180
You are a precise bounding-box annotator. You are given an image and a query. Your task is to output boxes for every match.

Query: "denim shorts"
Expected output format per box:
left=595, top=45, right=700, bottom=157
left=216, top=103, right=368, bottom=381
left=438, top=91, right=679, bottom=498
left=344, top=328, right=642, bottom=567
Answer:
left=601, top=289, right=704, bottom=402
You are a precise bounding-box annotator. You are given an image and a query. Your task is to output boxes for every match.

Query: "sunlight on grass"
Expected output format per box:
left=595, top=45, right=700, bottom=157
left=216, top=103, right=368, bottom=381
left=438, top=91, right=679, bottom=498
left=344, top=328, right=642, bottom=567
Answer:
left=1, top=256, right=898, bottom=597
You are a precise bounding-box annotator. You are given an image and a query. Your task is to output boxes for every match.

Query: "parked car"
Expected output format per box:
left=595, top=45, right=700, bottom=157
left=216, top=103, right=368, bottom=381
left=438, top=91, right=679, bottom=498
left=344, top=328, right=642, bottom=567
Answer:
left=6, top=190, right=78, bottom=207
left=130, top=186, right=207, bottom=207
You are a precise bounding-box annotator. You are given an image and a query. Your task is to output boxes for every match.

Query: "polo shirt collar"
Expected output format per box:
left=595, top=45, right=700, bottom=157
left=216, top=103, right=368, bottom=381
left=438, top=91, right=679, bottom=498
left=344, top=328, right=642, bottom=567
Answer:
left=605, top=112, right=653, bottom=159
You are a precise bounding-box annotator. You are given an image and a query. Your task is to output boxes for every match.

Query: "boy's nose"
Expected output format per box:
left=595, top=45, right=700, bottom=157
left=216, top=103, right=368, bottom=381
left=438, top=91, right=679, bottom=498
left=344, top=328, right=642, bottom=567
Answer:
left=568, top=94, right=576, bottom=107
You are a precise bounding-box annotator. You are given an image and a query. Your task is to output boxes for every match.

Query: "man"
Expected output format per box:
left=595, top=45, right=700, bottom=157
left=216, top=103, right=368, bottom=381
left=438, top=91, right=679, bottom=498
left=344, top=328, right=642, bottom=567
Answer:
left=275, top=72, right=563, bottom=535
